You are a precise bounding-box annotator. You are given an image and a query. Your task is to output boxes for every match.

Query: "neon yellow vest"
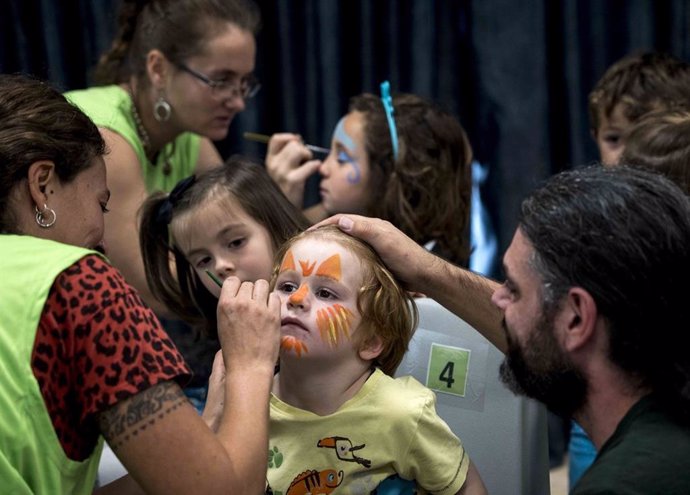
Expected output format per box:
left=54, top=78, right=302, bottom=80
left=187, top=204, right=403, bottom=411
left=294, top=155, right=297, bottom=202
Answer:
left=0, top=235, right=104, bottom=494
left=65, top=85, right=201, bottom=193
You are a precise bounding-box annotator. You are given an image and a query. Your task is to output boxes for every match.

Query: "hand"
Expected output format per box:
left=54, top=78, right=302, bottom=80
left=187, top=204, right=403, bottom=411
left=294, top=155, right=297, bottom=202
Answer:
left=266, top=133, right=322, bottom=207
left=201, top=351, right=226, bottom=432
left=311, top=215, right=438, bottom=293
left=216, top=278, right=281, bottom=375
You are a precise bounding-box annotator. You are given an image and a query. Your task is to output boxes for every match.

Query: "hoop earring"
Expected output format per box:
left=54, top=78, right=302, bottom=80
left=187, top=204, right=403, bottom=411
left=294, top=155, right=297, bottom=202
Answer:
left=153, top=95, right=172, bottom=122
left=35, top=204, right=57, bottom=228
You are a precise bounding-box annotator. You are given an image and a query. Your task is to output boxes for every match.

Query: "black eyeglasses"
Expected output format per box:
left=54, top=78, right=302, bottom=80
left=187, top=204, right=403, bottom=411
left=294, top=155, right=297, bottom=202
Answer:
left=176, top=62, right=261, bottom=100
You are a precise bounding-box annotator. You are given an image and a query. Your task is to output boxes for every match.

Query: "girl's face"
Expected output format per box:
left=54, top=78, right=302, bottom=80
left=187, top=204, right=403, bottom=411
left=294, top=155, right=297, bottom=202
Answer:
left=165, top=23, right=256, bottom=141
left=175, top=197, right=274, bottom=298
left=319, top=111, right=372, bottom=215
left=274, top=238, right=365, bottom=363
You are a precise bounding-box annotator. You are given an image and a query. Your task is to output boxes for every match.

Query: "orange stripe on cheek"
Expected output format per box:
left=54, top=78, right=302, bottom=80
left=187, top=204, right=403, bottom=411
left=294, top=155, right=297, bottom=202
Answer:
left=316, top=304, right=353, bottom=347
left=280, top=250, right=296, bottom=273
left=315, top=254, right=341, bottom=281
left=288, top=283, right=309, bottom=305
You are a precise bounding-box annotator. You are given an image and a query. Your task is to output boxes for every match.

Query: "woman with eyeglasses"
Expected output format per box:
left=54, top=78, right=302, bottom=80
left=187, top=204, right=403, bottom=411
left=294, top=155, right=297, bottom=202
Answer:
left=66, top=0, right=262, bottom=315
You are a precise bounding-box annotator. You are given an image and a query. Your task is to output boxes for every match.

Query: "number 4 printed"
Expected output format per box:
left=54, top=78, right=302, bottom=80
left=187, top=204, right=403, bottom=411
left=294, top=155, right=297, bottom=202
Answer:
left=426, top=343, right=471, bottom=397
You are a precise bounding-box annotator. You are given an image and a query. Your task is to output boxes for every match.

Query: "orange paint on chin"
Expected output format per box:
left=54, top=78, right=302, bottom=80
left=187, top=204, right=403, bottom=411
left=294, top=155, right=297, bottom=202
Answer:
left=280, top=250, right=296, bottom=273
left=315, top=254, right=341, bottom=280
left=281, top=335, right=309, bottom=357
left=316, top=304, right=353, bottom=347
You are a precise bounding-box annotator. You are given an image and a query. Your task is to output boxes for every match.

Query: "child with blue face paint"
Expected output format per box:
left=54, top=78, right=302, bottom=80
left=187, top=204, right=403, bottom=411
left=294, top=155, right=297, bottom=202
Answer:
left=267, top=90, right=474, bottom=267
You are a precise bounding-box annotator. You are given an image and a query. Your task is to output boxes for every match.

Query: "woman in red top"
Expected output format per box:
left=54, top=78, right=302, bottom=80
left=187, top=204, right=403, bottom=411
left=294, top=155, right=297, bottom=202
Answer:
left=0, top=74, right=279, bottom=494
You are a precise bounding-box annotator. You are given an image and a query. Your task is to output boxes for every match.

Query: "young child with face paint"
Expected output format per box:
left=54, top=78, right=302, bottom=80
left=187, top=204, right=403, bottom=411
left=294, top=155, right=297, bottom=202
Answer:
left=139, top=156, right=309, bottom=405
left=267, top=84, right=473, bottom=267
left=266, top=226, right=488, bottom=495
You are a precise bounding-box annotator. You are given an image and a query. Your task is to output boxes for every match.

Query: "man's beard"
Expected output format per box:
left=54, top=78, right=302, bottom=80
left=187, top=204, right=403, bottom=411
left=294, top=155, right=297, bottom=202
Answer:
left=499, top=311, right=588, bottom=418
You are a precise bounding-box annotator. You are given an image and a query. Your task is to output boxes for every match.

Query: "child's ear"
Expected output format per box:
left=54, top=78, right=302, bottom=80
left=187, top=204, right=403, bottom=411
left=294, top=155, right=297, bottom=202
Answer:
left=358, top=334, right=385, bottom=361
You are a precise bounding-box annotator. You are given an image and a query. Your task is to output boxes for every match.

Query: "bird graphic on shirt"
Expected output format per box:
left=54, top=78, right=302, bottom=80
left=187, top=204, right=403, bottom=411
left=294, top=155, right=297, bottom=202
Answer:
left=317, top=436, right=372, bottom=468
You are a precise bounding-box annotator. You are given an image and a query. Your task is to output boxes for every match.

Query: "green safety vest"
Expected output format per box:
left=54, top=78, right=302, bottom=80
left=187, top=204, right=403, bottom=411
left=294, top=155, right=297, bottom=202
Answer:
left=65, top=85, right=201, bottom=194
left=0, top=235, right=104, bottom=494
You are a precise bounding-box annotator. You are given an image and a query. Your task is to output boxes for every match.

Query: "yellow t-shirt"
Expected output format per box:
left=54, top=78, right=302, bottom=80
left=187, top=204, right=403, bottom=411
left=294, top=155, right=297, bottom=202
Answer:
left=268, top=369, right=469, bottom=495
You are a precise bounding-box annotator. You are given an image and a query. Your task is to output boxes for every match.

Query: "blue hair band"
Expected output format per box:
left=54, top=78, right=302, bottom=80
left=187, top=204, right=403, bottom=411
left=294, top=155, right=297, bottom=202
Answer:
left=380, top=81, right=399, bottom=161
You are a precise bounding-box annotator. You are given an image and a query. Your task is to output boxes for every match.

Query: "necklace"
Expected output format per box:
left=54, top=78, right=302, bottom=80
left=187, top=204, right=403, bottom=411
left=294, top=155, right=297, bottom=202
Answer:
left=127, top=87, right=172, bottom=175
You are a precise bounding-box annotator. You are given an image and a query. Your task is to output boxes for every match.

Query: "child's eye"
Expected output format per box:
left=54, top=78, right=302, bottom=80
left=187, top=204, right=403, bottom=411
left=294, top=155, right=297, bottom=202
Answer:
left=603, top=134, right=621, bottom=145
left=195, top=257, right=211, bottom=269
left=227, top=238, right=246, bottom=249
left=316, top=288, right=337, bottom=300
left=337, top=150, right=355, bottom=164
left=278, top=281, right=298, bottom=294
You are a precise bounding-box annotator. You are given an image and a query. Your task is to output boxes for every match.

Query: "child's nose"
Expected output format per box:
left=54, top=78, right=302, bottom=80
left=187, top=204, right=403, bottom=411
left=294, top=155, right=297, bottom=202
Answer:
left=318, top=157, right=331, bottom=177
left=287, top=284, right=310, bottom=309
left=215, top=257, right=236, bottom=277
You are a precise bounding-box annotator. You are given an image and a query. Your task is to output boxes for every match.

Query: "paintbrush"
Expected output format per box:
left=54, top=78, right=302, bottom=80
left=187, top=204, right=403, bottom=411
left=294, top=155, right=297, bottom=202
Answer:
left=243, top=131, right=330, bottom=156
left=205, top=270, right=224, bottom=288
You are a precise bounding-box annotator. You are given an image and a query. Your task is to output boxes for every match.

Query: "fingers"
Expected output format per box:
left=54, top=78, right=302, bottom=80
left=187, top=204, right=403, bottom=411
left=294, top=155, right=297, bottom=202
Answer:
left=266, top=133, right=300, bottom=156
left=216, top=278, right=281, bottom=374
left=290, top=159, right=322, bottom=182
left=219, top=275, right=241, bottom=295
left=221, top=277, right=270, bottom=300
left=250, top=279, right=270, bottom=301
left=310, top=213, right=373, bottom=235
left=267, top=137, right=312, bottom=175
left=210, top=349, right=226, bottom=375
left=267, top=291, right=281, bottom=315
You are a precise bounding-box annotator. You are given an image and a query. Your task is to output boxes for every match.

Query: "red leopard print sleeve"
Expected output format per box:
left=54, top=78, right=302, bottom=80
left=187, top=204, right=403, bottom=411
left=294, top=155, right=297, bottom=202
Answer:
left=31, top=254, right=192, bottom=461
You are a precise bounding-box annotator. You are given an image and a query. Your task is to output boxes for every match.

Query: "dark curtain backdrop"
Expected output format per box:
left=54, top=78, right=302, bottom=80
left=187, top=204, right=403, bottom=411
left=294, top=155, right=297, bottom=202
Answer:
left=3, top=0, right=690, bottom=266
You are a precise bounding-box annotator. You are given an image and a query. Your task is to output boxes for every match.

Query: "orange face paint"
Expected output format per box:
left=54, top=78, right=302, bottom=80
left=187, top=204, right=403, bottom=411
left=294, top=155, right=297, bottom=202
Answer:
left=288, top=283, right=309, bottom=305
left=316, top=303, right=353, bottom=347
left=315, top=254, right=341, bottom=281
left=299, top=260, right=316, bottom=276
left=281, top=335, right=309, bottom=357
left=280, top=250, right=296, bottom=273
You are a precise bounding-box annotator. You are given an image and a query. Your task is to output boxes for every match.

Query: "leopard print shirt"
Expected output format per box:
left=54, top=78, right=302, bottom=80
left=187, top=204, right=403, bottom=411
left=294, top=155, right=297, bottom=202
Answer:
left=31, top=255, right=192, bottom=461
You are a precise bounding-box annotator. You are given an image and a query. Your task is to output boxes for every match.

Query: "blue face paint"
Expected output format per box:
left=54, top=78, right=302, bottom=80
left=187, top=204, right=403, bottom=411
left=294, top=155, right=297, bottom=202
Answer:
left=332, top=116, right=362, bottom=184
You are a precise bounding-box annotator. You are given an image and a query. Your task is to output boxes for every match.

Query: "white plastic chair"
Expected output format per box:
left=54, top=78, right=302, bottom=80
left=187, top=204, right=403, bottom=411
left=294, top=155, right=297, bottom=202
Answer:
left=395, top=297, right=550, bottom=495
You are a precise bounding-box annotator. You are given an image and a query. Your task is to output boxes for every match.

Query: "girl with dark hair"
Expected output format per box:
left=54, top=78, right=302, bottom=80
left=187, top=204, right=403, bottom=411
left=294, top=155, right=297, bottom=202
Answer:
left=140, top=155, right=309, bottom=338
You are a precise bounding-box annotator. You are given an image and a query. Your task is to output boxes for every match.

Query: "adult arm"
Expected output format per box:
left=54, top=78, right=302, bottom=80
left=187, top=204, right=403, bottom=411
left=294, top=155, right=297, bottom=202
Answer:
left=100, top=128, right=166, bottom=314
left=315, top=215, right=507, bottom=353
left=96, top=278, right=279, bottom=494
left=457, top=461, right=488, bottom=495
left=266, top=133, right=322, bottom=208
left=196, top=137, right=223, bottom=173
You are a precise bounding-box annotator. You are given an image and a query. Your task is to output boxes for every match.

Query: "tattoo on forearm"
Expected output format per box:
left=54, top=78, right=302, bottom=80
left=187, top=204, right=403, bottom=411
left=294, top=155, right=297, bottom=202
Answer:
left=98, top=381, right=188, bottom=451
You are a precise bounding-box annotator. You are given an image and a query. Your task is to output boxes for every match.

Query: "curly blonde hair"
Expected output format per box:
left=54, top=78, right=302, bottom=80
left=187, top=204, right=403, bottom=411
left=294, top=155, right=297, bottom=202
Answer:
left=271, top=226, right=418, bottom=376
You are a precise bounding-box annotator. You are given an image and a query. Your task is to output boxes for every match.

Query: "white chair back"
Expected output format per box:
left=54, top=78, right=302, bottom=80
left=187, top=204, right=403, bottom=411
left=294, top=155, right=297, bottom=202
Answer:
left=395, top=297, right=551, bottom=495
